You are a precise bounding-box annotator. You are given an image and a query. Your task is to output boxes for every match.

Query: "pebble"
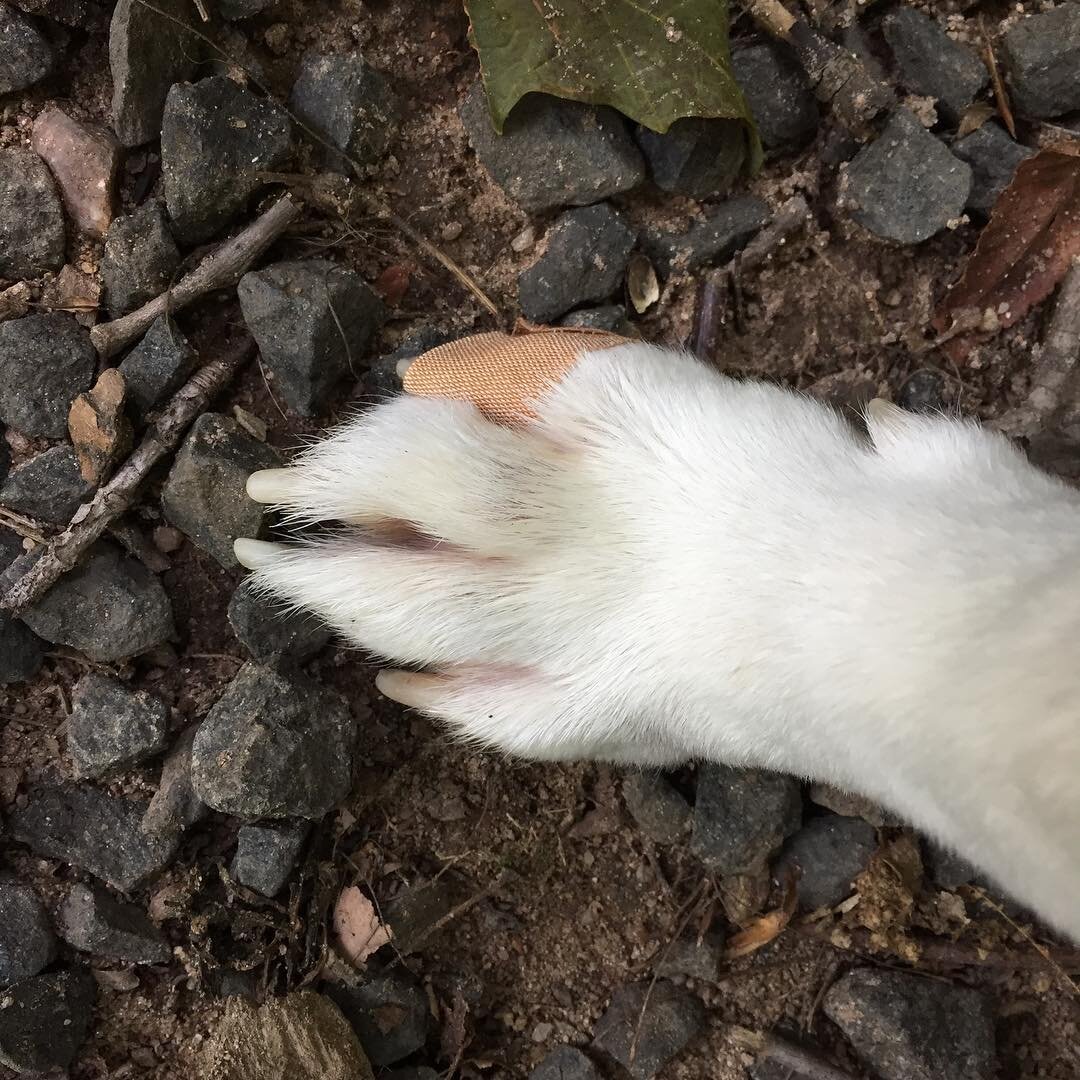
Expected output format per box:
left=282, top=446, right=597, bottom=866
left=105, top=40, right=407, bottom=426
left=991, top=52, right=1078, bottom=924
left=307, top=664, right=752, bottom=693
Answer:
left=591, top=980, right=704, bottom=1079
left=621, top=772, right=691, bottom=844
left=141, top=725, right=208, bottom=838
left=775, top=813, right=877, bottom=911
left=642, top=195, right=770, bottom=275
left=0, top=533, right=44, bottom=684
left=67, top=672, right=170, bottom=779
left=690, top=764, right=802, bottom=875
left=1002, top=4, right=1080, bottom=119
left=882, top=9, right=988, bottom=125
left=57, top=882, right=171, bottom=965
left=238, top=259, right=386, bottom=415
left=21, top=540, right=175, bottom=662
left=162, top=76, right=292, bottom=244
left=118, top=315, right=196, bottom=422
left=529, top=1046, right=599, bottom=1080
left=0, top=881, right=56, bottom=988
left=952, top=122, right=1033, bottom=215
left=161, top=412, right=280, bottom=569
left=518, top=204, right=636, bottom=324
left=0, top=445, right=95, bottom=525
left=228, top=578, right=331, bottom=664
left=511, top=225, right=536, bottom=253
left=843, top=109, right=970, bottom=244
left=0, top=146, right=66, bottom=280
left=559, top=305, right=633, bottom=334
left=102, top=200, right=181, bottom=315
left=191, top=662, right=355, bottom=820
left=231, top=820, right=309, bottom=897
left=654, top=933, right=723, bottom=983
left=823, top=967, right=996, bottom=1080
left=288, top=50, right=397, bottom=170
left=732, top=43, right=818, bottom=151
left=459, top=80, right=645, bottom=214
left=328, top=969, right=429, bottom=1066
left=109, top=0, right=199, bottom=146
left=0, top=969, right=96, bottom=1074
left=636, top=117, right=748, bottom=199
left=0, top=2, right=54, bottom=93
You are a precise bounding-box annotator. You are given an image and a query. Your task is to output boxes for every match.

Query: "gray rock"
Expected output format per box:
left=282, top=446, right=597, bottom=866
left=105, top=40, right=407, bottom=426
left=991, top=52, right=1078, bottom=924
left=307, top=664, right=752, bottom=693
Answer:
left=162, top=77, right=292, bottom=244
left=732, top=43, right=818, bottom=151
left=883, top=9, right=988, bottom=125
left=161, top=412, right=280, bottom=568
left=141, top=725, right=209, bottom=837
left=823, top=967, right=996, bottom=1080
left=67, top=672, right=170, bottom=779
left=843, top=109, right=971, bottom=244
left=328, top=969, right=428, bottom=1066
left=0, top=881, right=56, bottom=988
left=365, top=327, right=453, bottom=397
left=218, top=0, right=273, bottom=16
left=289, top=50, right=396, bottom=170
left=1003, top=4, right=1080, bottom=119
left=775, top=814, right=877, bottom=911
left=690, top=764, right=802, bottom=875
left=459, top=81, right=645, bottom=214
left=952, top=122, right=1034, bottom=214
left=559, top=305, right=632, bottom=334
left=118, top=315, right=196, bottom=421
left=238, top=259, right=385, bottom=415
left=635, top=118, right=747, bottom=199
left=8, top=784, right=179, bottom=890
left=228, top=577, right=331, bottom=663
left=0, top=313, right=95, bottom=438
left=57, top=882, right=170, bottom=964
left=654, top=933, right=723, bottom=984
left=102, top=201, right=182, bottom=315
left=21, top=540, right=174, bottom=662
left=529, top=1046, right=599, bottom=1080
left=591, top=980, right=704, bottom=1079
left=622, top=772, right=690, bottom=844
left=109, top=0, right=199, bottom=147
left=519, top=204, right=636, bottom=324
left=899, top=369, right=947, bottom=415
left=0, top=445, right=94, bottom=526
left=231, top=820, right=309, bottom=896
left=0, top=3, right=54, bottom=93
left=922, top=838, right=978, bottom=890
left=0, top=532, right=44, bottom=684
left=0, top=969, right=96, bottom=1074
left=191, top=662, right=355, bottom=820
left=642, top=195, right=770, bottom=275
left=11, top=0, right=100, bottom=28
left=0, top=146, right=66, bottom=279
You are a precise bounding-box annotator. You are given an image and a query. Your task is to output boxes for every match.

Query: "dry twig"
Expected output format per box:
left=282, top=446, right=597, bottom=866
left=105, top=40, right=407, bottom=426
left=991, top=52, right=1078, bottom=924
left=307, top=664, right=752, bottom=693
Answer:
left=729, top=1025, right=857, bottom=1080
left=979, top=16, right=1016, bottom=138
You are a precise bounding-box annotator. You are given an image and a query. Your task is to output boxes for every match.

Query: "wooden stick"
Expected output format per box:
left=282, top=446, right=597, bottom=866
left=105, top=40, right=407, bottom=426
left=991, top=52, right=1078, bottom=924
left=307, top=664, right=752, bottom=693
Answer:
left=90, top=196, right=300, bottom=358
left=729, top=1026, right=857, bottom=1080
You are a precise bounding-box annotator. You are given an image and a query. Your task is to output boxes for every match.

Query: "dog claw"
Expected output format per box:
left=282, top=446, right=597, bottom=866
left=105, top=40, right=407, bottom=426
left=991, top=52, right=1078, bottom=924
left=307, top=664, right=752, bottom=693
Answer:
left=376, top=668, right=447, bottom=709
left=234, top=537, right=289, bottom=569
left=246, top=468, right=298, bottom=504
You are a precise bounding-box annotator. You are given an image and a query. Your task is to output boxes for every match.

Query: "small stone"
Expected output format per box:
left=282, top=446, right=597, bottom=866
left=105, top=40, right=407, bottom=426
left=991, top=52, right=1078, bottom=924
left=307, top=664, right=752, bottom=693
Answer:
left=0, top=881, right=56, bottom=988
left=118, top=315, right=196, bottom=422
left=0, top=445, right=95, bottom=525
left=228, top=578, right=331, bottom=663
left=690, top=764, right=802, bottom=875
left=238, top=260, right=386, bottom=415
left=732, top=43, right=818, bottom=151
left=642, top=196, right=770, bottom=275
left=441, top=221, right=463, bottom=242
left=0, top=146, right=66, bottom=279
left=21, top=540, right=174, bottom=662
left=57, top=882, right=171, bottom=965
left=288, top=51, right=396, bottom=171
left=952, top=122, right=1034, bottom=214
left=883, top=9, right=988, bottom=125
left=0, top=533, right=44, bottom=684
left=0, top=312, right=95, bottom=438
left=68, top=367, right=132, bottom=484
left=922, top=838, right=978, bottom=890
left=191, top=662, right=355, bottom=820
left=823, top=967, right=996, bottom=1080
left=808, top=783, right=890, bottom=827
left=654, top=934, right=724, bottom=984
left=518, top=204, right=635, bottom=324
left=0, top=969, right=96, bottom=1074
left=591, top=980, right=704, bottom=1079
left=775, top=814, right=877, bottom=911
left=898, top=370, right=947, bottom=415
left=328, top=969, right=428, bottom=1067
left=109, top=0, right=199, bottom=147
left=142, top=725, right=208, bottom=837
left=1002, top=5, right=1080, bottom=119
left=622, top=772, right=690, bottom=844
left=152, top=525, right=184, bottom=554
left=460, top=81, right=645, bottom=214
left=162, top=76, right=292, bottom=244
left=231, top=821, right=309, bottom=897
left=843, top=109, right=971, bottom=245
left=559, top=304, right=633, bottom=334
left=635, top=118, right=747, bottom=199
left=529, top=1046, right=599, bottom=1080
left=8, top=784, right=178, bottom=890
left=31, top=107, right=121, bottom=239
left=67, top=672, right=170, bottom=779
left=382, top=880, right=455, bottom=955
left=511, top=225, right=536, bottom=253
left=218, top=0, right=273, bottom=17
left=161, top=412, right=280, bottom=568
left=0, top=2, right=54, bottom=93
left=102, top=201, right=182, bottom=315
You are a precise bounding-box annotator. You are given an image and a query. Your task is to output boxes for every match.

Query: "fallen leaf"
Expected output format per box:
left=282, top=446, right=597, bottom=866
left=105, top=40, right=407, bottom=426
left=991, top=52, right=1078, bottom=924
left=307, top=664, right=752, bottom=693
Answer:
left=42, top=264, right=101, bottom=327
left=68, top=367, right=131, bottom=485
left=724, top=872, right=797, bottom=960
left=374, top=263, right=412, bottom=306
left=333, top=885, right=393, bottom=967
left=957, top=102, right=996, bottom=139
left=626, top=253, right=660, bottom=314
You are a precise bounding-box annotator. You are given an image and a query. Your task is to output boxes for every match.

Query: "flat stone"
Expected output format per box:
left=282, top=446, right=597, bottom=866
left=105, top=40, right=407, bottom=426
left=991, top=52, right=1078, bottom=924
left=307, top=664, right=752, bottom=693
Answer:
left=636, top=118, right=747, bottom=198
left=0, top=2, right=54, bottom=93
left=57, top=882, right=171, bottom=964
left=775, top=813, right=877, bottom=911
left=141, top=725, right=209, bottom=838
left=0, top=881, right=56, bottom=988
left=0, top=146, right=66, bottom=279
left=118, top=315, right=196, bottom=422
left=529, top=1047, right=599, bottom=1080
left=231, top=821, right=309, bottom=897
left=162, top=76, right=292, bottom=244
left=1002, top=4, right=1080, bottom=119
left=161, top=412, right=280, bottom=568
left=654, top=933, right=724, bottom=983
left=732, top=43, right=818, bottom=151
left=327, top=969, right=428, bottom=1067
left=559, top=305, right=633, bottom=334
left=228, top=578, right=331, bottom=663
left=519, top=204, right=636, bottom=324
left=102, top=200, right=181, bottom=315
left=642, top=196, right=770, bottom=275
left=952, top=122, right=1034, bottom=214
left=191, top=662, right=355, bottom=820
left=0, top=969, right=96, bottom=1074
left=459, top=80, right=645, bottom=214
left=0, top=445, right=95, bottom=525
left=622, top=772, right=690, bottom=844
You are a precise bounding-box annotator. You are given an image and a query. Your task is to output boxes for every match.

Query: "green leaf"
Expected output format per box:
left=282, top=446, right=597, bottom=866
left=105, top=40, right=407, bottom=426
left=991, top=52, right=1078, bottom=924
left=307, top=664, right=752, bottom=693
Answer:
left=465, top=0, right=762, bottom=175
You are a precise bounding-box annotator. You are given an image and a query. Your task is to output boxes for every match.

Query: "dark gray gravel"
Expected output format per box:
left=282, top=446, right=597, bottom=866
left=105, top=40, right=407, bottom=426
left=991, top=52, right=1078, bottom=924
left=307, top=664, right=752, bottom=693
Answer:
left=230, top=820, right=309, bottom=897
left=635, top=117, right=748, bottom=199
left=559, top=305, right=633, bottom=334
left=328, top=969, right=429, bottom=1066
left=642, top=195, right=770, bottom=275
left=118, top=315, right=196, bottom=422
left=0, top=880, right=56, bottom=988
left=57, top=882, right=171, bottom=965
left=0, top=533, right=44, bottom=685
left=141, top=725, right=209, bottom=838
left=228, top=578, right=331, bottom=663
left=0, top=969, right=96, bottom=1074
left=0, top=445, right=95, bottom=526
left=529, top=1046, right=600, bottom=1080
left=654, top=933, right=723, bottom=983
left=622, top=772, right=691, bottom=844
left=0, top=146, right=65, bottom=279
left=101, top=200, right=181, bottom=316
left=952, top=122, right=1034, bottom=214
left=775, top=813, right=877, bottom=910
left=732, top=43, right=818, bottom=151
left=0, top=3, right=54, bottom=94
left=1002, top=4, right=1080, bottom=119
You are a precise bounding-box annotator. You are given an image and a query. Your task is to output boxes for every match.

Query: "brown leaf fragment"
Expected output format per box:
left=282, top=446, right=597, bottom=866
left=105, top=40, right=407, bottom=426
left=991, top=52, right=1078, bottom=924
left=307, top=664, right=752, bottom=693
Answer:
left=332, top=885, right=393, bottom=967
left=725, top=871, right=798, bottom=959
left=957, top=102, right=996, bottom=140
left=373, top=263, right=412, bottom=307
left=68, top=367, right=132, bottom=485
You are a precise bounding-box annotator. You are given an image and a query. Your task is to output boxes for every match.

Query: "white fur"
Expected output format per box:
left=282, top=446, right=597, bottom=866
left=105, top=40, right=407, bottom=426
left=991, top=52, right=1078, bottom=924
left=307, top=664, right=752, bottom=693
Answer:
left=238, top=344, right=1080, bottom=941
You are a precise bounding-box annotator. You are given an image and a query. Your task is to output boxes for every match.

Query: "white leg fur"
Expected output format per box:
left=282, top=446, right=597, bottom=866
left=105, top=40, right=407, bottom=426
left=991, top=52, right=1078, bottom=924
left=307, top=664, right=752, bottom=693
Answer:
left=238, top=343, right=1080, bottom=942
